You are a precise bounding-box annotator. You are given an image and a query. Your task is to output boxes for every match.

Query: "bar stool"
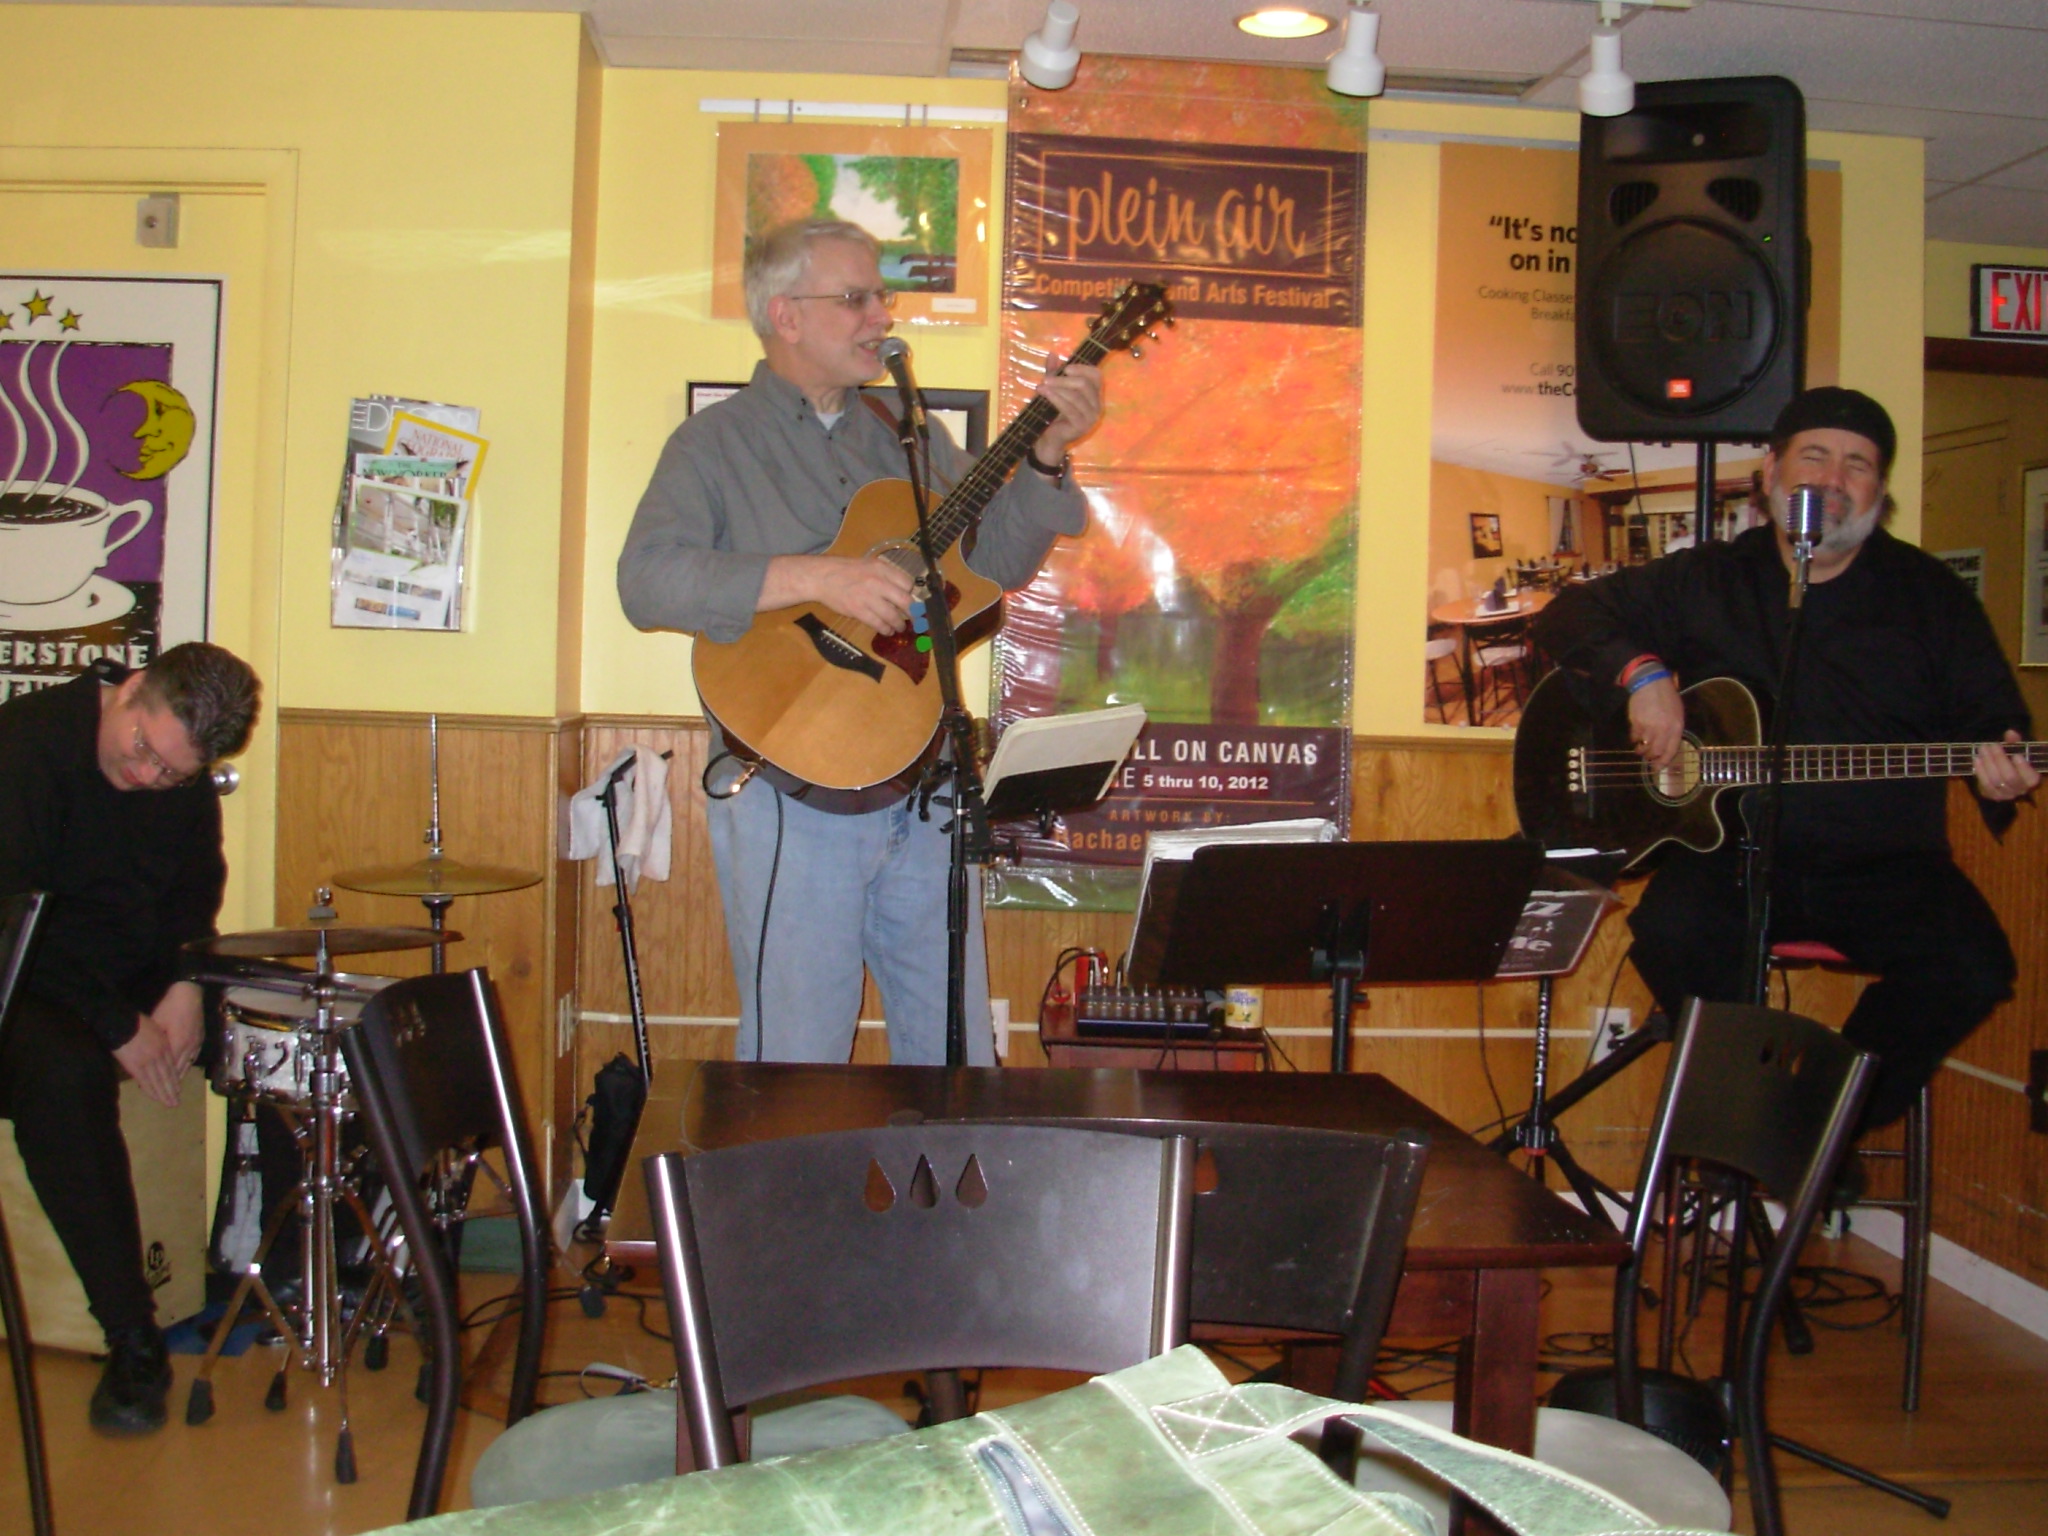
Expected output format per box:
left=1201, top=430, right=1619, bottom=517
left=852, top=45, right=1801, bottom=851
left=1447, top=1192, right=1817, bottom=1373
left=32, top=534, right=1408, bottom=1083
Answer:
left=1767, top=940, right=1933, bottom=1412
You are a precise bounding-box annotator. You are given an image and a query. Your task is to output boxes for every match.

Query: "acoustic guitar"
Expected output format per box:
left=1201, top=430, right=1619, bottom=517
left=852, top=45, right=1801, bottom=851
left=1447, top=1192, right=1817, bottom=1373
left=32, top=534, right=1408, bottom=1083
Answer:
left=1513, top=669, right=2048, bottom=871
left=693, top=281, right=1173, bottom=810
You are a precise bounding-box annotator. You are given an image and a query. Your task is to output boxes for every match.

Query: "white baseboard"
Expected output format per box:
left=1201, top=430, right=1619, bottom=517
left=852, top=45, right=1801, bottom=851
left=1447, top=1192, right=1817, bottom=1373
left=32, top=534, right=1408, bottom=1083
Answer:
left=1843, top=1207, right=2048, bottom=1344
left=1556, top=1188, right=2048, bottom=1345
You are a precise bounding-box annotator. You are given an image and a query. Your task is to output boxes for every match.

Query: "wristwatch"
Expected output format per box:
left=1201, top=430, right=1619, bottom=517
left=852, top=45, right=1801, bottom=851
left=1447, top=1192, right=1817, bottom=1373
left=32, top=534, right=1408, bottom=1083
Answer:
left=1026, top=448, right=1071, bottom=487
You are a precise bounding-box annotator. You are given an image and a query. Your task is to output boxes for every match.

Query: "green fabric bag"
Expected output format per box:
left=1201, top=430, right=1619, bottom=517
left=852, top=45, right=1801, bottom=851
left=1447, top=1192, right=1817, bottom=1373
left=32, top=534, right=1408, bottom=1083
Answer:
left=376, top=1346, right=1725, bottom=1536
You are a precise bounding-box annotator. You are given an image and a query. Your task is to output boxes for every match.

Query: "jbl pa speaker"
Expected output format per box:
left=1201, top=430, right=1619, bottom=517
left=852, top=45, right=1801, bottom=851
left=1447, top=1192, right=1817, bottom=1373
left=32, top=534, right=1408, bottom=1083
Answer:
left=1576, top=76, right=1807, bottom=442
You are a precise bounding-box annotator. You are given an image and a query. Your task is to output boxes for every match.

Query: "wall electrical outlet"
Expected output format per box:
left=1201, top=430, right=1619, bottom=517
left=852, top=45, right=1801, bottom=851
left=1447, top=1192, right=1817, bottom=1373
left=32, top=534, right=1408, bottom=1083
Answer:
left=1589, top=1007, right=1633, bottom=1064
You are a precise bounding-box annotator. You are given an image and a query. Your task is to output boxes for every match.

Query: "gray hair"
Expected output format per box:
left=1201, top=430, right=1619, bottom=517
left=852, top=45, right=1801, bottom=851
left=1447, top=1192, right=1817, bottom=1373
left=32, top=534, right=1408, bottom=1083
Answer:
left=743, top=219, right=882, bottom=338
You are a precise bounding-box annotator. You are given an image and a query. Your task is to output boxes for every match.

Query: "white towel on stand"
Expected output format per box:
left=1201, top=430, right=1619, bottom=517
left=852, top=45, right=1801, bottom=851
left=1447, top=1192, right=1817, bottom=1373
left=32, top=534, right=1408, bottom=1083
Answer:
left=567, top=746, right=672, bottom=889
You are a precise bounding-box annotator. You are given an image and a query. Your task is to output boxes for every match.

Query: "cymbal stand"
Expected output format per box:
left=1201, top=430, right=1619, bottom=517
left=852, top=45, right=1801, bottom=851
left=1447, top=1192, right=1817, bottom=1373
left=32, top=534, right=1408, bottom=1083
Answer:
left=422, top=714, right=450, bottom=972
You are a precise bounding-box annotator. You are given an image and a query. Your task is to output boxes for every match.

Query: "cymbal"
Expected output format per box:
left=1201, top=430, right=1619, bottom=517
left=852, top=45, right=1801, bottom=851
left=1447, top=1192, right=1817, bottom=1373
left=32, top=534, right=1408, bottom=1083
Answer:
left=189, top=926, right=456, bottom=960
left=332, top=856, right=543, bottom=899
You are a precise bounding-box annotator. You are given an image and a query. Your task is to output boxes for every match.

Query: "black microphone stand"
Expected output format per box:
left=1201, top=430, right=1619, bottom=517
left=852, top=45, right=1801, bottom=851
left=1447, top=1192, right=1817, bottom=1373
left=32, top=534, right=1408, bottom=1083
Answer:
left=1738, top=495, right=1822, bottom=1004
left=883, top=371, right=1002, bottom=1068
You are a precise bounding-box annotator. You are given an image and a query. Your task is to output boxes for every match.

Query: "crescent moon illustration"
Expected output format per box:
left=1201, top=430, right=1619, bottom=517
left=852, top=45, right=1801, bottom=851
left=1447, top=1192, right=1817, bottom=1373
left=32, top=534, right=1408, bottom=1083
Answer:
left=117, top=379, right=196, bottom=480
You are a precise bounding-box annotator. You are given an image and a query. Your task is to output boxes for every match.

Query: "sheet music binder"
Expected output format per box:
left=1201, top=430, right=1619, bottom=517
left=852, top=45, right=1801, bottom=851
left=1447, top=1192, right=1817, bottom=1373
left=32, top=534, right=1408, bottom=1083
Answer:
left=983, top=705, right=1147, bottom=822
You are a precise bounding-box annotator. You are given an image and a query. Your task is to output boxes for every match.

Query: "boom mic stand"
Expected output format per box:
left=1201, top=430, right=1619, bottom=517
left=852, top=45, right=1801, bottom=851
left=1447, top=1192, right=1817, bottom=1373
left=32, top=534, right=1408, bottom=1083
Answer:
left=1719, top=485, right=1948, bottom=1520
left=882, top=342, right=1001, bottom=1068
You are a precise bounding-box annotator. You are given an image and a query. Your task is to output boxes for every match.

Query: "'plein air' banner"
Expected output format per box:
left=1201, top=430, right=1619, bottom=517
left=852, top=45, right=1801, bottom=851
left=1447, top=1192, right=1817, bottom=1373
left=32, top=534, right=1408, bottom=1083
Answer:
left=992, top=62, right=1362, bottom=910
left=0, top=275, right=221, bottom=700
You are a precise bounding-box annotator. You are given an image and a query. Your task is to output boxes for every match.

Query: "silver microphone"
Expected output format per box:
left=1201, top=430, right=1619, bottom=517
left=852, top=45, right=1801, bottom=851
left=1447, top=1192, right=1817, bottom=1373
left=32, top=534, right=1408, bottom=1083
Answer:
left=210, top=762, right=239, bottom=796
left=1784, top=485, right=1826, bottom=554
left=876, top=336, right=926, bottom=438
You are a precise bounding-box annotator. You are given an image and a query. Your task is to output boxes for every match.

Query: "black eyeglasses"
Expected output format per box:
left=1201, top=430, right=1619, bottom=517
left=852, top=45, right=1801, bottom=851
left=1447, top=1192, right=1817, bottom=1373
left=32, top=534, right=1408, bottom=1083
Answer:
left=787, top=287, right=898, bottom=313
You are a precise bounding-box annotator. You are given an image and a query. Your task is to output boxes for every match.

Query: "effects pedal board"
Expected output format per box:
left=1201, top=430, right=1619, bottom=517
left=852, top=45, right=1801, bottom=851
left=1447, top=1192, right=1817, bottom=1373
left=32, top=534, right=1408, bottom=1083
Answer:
left=1072, top=985, right=1223, bottom=1041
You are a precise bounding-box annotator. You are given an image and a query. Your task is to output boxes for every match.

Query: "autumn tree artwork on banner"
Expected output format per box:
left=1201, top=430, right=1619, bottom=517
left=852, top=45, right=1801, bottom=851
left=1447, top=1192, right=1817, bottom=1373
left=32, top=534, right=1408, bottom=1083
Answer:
left=995, top=61, right=1363, bottom=909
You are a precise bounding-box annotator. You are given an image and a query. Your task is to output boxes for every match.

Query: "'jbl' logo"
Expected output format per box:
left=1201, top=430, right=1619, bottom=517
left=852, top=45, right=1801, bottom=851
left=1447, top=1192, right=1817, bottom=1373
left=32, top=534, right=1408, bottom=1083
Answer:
left=1614, top=291, right=1754, bottom=343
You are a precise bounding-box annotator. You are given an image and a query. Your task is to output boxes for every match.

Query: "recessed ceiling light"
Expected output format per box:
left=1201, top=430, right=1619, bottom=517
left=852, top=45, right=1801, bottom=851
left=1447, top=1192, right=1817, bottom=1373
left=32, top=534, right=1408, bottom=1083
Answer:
left=1237, top=9, right=1332, bottom=40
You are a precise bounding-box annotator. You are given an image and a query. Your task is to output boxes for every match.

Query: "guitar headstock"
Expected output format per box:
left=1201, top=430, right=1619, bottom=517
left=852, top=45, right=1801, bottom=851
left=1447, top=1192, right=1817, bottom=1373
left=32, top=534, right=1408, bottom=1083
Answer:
left=1087, top=282, right=1175, bottom=358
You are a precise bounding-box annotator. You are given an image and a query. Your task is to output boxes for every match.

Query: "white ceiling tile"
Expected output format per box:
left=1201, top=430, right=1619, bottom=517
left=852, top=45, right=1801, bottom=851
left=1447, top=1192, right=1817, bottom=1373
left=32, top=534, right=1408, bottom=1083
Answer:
left=595, top=0, right=951, bottom=43
left=1806, top=100, right=2048, bottom=182
left=1924, top=180, right=2048, bottom=243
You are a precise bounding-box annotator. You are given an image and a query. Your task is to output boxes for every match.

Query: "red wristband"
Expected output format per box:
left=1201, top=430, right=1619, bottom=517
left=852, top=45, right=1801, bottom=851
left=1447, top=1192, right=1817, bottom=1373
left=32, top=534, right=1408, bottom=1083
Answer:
left=1618, top=653, right=1664, bottom=688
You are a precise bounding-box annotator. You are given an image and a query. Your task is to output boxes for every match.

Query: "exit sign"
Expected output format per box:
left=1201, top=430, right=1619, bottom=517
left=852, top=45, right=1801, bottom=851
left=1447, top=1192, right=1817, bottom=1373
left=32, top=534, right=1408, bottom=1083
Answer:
left=1972, top=264, right=2048, bottom=343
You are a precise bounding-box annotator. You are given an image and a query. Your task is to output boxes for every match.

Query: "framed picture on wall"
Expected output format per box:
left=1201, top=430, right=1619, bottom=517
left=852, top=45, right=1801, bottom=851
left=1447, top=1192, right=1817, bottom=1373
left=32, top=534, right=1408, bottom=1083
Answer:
left=2023, top=466, right=2048, bottom=666
left=688, top=382, right=746, bottom=416
left=1469, top=512, right=1503, bottom=560
left=712, top=121, right=993, bottom=327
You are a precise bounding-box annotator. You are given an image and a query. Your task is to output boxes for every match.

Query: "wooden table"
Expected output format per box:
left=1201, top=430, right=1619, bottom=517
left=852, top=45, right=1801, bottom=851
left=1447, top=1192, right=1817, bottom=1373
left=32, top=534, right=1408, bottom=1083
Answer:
left=1428, top=590, right=1552, bottom=722
left=606, top=1060, right=1629, bottom=1461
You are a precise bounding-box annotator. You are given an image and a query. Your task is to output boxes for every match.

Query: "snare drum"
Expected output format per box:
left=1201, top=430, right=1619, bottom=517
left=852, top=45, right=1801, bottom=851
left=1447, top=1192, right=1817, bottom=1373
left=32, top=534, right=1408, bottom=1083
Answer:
left=212, top=975, right=393, bottom=1106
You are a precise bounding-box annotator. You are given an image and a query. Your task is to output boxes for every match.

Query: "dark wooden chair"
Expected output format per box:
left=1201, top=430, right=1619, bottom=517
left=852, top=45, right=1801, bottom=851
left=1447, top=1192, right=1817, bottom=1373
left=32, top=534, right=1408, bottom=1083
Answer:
left=0, top=892, right=53, bottom=1536
left=1550, top=998, right=1927, bottom=1536
left=646, top=1123, right=1197, bottom=1472
left=956, top=1117, right=1430, bottom=1401
left=339, top=968, right=548, bottom=1519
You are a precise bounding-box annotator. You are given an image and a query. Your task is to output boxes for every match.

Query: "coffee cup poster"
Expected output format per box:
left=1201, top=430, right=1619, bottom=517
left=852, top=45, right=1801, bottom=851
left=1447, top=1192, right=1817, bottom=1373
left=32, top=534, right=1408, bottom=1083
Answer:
left=0, top=275, right=221, bottom=701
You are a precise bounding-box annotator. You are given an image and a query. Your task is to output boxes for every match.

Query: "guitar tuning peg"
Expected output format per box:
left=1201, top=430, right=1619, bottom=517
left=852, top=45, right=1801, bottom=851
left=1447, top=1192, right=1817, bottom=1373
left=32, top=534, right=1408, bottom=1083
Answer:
left=1129, top=345, right=1142, bottom=359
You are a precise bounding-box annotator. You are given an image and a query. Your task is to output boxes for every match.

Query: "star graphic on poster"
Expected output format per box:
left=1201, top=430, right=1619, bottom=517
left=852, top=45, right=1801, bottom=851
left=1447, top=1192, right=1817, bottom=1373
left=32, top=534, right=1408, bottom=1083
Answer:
left=0, top=311, right=12, bottom=332
left=23, top=291, right=54, bottom=321
left=58, top=310, right=83, bottom=332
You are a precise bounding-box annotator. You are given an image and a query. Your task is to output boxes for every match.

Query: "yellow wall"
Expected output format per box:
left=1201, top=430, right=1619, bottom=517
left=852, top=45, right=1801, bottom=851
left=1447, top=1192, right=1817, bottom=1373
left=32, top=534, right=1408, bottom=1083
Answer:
left=5, top=7, right=586, bottom=729
left=1926, top=238, right=2048, bottom=340
left=3, top=10, right=1936, bottom=752
left=580, top=72, right=1014, bottom=717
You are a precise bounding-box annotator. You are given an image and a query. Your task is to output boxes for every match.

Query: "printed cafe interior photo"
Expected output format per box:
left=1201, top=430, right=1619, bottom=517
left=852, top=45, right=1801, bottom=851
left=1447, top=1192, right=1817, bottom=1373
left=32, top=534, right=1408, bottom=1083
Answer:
left=4, top=1, right=2048, bottom=1534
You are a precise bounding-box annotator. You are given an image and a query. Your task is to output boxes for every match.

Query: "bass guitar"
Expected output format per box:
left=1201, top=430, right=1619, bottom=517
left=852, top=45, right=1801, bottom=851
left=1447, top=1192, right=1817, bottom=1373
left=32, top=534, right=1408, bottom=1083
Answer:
left=1513, top=669, right=2048, bottom=871
left=693, top=281, right=1172, bottom=810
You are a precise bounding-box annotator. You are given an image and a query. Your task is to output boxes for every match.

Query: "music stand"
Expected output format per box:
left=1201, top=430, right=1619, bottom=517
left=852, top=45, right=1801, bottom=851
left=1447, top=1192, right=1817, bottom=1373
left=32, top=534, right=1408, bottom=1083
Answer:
left=1490, top=870, right=1627, bottom=1222
left=1130, top=840, right=1543, bottom=1072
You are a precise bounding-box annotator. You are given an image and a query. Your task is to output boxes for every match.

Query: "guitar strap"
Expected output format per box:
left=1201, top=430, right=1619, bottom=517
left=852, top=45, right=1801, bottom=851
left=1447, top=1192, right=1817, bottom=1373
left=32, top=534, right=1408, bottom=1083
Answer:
left=860, top=393, right=959, bottom=498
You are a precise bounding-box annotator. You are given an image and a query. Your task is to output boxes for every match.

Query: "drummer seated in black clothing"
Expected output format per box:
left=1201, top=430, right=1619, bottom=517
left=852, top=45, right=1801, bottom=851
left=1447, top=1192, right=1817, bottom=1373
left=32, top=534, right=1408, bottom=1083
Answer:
left=1532, top=387, right=2039, bottom=1135
left=0, top=643, right=260, bottom=1433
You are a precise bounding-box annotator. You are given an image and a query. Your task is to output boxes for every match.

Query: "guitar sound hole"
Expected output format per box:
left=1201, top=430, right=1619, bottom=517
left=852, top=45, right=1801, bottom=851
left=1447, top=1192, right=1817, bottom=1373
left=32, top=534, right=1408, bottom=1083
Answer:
left=1645, top=739, right=1703, bottom=804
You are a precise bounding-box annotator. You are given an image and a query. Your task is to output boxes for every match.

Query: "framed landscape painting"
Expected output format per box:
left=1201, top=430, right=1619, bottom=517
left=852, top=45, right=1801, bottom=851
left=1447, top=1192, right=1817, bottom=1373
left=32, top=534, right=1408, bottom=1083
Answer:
left=713, top=122, right=993, bottom=327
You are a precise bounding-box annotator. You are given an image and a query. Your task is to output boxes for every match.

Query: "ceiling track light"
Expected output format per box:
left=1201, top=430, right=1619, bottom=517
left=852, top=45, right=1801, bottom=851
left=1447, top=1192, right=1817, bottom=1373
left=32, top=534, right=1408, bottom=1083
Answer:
left=1579, top=24, right=1633, bottom=117
left=1325, top=3, right=1385, bottom=98
left=1237, top=9, right=1333, bottom=40
left=1020, top=1, right=1081, bottom=92
left=1572, top=0, right=1689, bottom=117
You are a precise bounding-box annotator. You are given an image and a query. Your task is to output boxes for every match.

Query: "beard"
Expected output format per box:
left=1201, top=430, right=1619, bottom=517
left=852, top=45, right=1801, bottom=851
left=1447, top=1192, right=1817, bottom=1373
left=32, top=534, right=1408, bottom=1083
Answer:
left=1770, top=482, right=1885, bottom=555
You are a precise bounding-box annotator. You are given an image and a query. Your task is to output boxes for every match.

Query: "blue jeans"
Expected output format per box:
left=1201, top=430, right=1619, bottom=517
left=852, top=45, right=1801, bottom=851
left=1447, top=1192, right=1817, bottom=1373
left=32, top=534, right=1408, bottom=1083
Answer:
left=706, top=778, right=995, bottom=1066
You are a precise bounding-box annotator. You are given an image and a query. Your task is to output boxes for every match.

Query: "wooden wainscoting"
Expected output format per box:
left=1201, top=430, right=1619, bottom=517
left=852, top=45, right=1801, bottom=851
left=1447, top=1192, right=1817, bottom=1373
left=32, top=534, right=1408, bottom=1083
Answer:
left=569, top=724, right=1692, bottom=1193
left=275, top=709, right=580, bottom=1189
left=1935, top=788, right=2048, bottom=1289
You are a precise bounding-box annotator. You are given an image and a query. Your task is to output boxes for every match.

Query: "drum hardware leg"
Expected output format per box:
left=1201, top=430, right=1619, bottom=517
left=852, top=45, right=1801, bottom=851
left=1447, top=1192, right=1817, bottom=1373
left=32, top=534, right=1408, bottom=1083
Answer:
left=265, top=1368, right=288, bottom=1412
left=187, top=1178, right=304, bottom=1425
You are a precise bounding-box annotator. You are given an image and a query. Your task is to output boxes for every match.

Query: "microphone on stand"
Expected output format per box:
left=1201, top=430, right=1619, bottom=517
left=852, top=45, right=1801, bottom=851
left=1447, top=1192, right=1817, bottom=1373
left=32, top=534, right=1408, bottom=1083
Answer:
left=1784, top=484, right=1826, bottom=607
left=877, top=336, right=927, bottom=443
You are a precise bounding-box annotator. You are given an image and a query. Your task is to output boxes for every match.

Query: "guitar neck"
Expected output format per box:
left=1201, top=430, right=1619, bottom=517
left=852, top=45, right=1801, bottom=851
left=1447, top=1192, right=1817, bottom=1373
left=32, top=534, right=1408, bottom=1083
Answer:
left=921, top=330, right=1115, bottom=558
left=1704, top=740, right=2048, bottom=786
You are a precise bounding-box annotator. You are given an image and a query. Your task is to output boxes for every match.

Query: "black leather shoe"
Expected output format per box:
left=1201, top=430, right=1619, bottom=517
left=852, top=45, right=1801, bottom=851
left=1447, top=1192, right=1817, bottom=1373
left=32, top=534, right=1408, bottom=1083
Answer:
left=90, top=1323, right=172, bottom=1434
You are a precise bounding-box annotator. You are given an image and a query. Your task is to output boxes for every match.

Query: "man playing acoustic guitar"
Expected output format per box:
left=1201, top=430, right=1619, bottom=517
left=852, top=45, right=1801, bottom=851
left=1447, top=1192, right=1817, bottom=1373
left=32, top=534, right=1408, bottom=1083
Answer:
left=618, top=217, right=1102, bottom=1064
left=1534, top=387, right=2038, bottom=1132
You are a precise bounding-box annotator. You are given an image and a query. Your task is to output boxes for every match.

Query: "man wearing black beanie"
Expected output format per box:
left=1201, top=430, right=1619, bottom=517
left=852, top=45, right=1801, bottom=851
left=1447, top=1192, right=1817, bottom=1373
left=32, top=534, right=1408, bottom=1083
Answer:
left=1535, top=386, right=2038, bottom=1132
